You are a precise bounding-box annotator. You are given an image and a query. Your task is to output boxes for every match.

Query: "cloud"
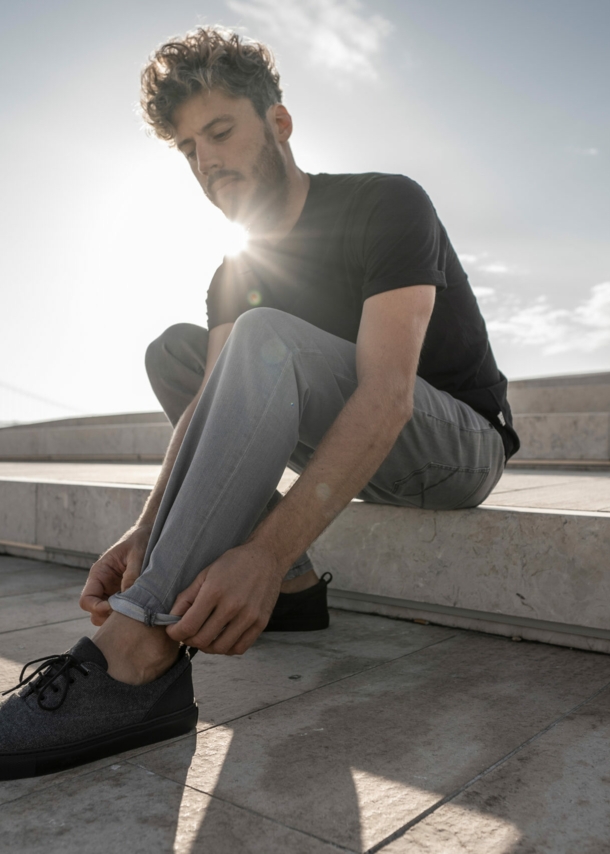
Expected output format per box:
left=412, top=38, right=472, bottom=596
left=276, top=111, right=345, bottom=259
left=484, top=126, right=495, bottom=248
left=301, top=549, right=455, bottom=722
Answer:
left=569, top=146, right=600, bottom=157
left=471, top=286, right=495, bottom=299
left=225, top=0, right=392, bottom=80
left=478, top=263, right=511, bottom=274
left=485, top=282, right=610, bottom=355
left=458, top=252, right=524, bottom=276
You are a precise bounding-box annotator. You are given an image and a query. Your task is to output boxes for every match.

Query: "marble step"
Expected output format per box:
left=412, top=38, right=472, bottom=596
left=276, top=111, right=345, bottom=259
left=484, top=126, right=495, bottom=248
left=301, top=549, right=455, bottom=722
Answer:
left=508, top=371, right=610, bottom=414
left=511, top=412, right=610, bottom=461
left=1, top=463, right=609, bottom=654
left=0, top=415, right=172, bottom=462
left=1, top=407, right=609, bottom=464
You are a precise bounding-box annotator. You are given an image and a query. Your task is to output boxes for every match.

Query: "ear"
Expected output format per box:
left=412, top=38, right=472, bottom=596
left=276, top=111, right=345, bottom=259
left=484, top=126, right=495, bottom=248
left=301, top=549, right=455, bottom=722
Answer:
left=268, top=104, right=293, bottom=144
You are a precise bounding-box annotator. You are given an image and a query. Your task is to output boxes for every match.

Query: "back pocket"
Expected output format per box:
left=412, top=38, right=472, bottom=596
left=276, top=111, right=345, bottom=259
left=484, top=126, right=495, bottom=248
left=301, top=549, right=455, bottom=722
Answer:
left=392, top=462, right=490, bottom=510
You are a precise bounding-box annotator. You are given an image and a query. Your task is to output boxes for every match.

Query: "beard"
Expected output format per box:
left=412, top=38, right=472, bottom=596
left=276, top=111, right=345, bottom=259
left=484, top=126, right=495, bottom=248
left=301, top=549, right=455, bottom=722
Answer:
left=206, top=123, right=289, bottom=229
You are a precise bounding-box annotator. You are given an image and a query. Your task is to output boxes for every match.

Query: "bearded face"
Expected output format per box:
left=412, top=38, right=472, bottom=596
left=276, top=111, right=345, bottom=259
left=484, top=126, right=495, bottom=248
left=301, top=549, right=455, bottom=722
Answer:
left=174, top=91, right=290, bottom=232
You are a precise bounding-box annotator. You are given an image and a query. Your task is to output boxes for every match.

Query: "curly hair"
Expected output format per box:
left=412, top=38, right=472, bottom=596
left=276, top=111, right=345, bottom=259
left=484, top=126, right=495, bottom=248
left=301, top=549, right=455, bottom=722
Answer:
left=140, top=26, right=283, bottom=142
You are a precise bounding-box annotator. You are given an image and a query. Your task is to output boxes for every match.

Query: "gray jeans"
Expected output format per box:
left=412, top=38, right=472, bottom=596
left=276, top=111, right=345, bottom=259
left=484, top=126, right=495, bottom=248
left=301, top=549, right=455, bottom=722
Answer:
left=110, top=308, right=505, bottom=625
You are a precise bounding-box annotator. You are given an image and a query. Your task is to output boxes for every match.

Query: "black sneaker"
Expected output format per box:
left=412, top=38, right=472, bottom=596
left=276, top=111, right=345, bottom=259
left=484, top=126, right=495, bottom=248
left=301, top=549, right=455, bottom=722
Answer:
left=0, top=637, right=198, bottom=781
left=264, top=572, right=333, bottom=632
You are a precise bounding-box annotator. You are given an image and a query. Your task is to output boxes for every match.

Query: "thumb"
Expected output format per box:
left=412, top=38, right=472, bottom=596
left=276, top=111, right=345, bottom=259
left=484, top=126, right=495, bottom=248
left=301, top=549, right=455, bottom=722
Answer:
left=168, top=568, right=208, bottom=617
left=121, top=553, right=143, bottom=592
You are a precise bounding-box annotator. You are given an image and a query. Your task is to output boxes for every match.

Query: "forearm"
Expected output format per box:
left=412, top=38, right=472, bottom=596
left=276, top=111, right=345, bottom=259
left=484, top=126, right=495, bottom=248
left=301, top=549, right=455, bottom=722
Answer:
left=250, top=382, right=412, bottom=571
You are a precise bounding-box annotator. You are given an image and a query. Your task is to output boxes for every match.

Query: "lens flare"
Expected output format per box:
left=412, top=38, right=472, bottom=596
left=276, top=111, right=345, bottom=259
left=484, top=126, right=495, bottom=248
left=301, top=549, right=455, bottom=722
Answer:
left=223, top=221, right=249, bottom=256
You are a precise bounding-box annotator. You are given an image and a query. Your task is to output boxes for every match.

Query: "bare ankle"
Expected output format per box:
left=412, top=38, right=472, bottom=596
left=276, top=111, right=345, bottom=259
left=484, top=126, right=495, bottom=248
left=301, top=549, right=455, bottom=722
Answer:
left=280, top=569, right=318, bottom=594
left=93, top=612, right=179, bottom=686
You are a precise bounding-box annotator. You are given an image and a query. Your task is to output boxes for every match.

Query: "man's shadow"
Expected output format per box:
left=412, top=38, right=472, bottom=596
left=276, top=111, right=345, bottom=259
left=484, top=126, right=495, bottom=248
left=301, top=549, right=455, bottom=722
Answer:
left=158, top=622, right=593, bottom=852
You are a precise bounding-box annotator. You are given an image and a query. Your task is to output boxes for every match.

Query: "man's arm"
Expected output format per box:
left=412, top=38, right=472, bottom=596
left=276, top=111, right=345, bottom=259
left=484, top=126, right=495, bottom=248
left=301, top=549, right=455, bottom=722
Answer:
left=80, top=322, right=234, bottom=623
left=252, top=285, right=435, bottom=565
left=167, top=285, right=435, bottom=653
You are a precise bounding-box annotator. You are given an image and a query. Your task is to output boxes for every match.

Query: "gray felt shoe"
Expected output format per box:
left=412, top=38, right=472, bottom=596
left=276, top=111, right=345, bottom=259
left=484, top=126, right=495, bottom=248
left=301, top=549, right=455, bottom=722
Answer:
left=0, top=637, right=198, bottom=780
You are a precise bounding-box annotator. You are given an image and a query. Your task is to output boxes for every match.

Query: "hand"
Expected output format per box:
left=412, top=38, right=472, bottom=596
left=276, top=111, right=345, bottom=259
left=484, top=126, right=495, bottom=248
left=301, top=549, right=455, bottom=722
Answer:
left=79, top=524, right=153, bottom=626
left=166, top=542, right=283, bottom=656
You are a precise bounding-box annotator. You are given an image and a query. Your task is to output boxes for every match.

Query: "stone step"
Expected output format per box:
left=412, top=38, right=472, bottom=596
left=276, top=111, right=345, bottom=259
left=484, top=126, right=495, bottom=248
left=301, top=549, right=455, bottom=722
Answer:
left=0, top=416, right=172, bottom=462
left=1, top=462, right=609, bottom=654
left=2, top=406, right=610, bottom=463
left=511, top=412, right=610, bottom=461
left=508, top=371, right=610, bottom=414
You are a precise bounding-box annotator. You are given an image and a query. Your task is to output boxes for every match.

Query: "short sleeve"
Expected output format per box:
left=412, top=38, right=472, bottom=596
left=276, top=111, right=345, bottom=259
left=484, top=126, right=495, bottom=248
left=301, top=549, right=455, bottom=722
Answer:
left=205, top=258, right=259, bottom=330
left=205, top=264, right=225, bottom=331
left=359, top=176, right=448, bottom=301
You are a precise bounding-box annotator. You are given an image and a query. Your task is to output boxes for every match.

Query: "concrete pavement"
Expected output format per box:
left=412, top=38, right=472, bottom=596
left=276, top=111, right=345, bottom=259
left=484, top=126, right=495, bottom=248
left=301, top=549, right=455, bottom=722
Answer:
left=2, top=554, right=610, bottom=853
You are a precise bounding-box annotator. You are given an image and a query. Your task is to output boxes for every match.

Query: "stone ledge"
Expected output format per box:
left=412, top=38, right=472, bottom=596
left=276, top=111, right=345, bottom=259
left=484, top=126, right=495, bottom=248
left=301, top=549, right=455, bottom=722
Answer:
left=508, top=372, right=610, bottom=414
left=512, top=412, right=610, bottom=460
left=1, top=474, right=609, bottom=654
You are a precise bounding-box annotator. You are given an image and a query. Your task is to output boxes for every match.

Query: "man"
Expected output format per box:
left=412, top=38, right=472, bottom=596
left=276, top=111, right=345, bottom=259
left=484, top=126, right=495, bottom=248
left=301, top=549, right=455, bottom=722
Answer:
left=0, top=26, right=518, bottom=780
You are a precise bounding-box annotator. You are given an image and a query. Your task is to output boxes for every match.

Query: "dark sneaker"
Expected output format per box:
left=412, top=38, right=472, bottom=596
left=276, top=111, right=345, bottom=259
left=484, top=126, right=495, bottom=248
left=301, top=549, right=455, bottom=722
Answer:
left=0, top=637, right=198, bottom=781
left=264, top=572, right=333, bottom=632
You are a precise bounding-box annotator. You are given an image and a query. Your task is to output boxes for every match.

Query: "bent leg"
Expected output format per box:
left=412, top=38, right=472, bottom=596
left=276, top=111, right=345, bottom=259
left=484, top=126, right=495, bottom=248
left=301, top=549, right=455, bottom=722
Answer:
left=144, top=320, right=314, bottom=581
left=112, top=308, right=504, bottom=625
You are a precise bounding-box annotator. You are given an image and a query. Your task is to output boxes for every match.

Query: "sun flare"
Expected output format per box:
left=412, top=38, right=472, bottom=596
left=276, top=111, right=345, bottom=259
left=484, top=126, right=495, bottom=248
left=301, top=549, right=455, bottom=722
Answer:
left=222, top=221, right=249, bottom=256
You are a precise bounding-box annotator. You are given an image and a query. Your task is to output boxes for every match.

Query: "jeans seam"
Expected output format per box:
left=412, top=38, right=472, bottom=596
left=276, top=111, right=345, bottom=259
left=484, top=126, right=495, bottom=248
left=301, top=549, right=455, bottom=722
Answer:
left=152, top=352, right=297, bottom=607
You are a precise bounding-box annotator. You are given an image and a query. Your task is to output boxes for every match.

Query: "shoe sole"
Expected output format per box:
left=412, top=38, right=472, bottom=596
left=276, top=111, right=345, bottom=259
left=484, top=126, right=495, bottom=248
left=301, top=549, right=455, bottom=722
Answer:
left=0, top=702, right=198, bottom=780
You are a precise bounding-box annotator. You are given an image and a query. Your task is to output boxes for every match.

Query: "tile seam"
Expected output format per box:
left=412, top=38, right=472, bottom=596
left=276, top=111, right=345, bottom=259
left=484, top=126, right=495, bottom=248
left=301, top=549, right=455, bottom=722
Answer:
left=126, top=761, right=358, bottom=853
left=0, top=615, right=89, bottom=638
left=367, top=677, right=610, bottom=853
left=124, top=633, right=458, bottom=763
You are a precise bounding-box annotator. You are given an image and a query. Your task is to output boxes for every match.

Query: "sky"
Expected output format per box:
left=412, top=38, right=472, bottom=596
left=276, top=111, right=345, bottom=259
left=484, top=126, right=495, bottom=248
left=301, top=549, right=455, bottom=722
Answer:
left=1, top=0, right=608, bottom=422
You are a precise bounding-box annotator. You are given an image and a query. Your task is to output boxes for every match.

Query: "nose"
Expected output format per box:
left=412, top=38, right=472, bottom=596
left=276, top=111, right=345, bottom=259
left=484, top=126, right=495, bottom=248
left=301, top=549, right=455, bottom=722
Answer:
left=195, top=141, right=221, bottom=177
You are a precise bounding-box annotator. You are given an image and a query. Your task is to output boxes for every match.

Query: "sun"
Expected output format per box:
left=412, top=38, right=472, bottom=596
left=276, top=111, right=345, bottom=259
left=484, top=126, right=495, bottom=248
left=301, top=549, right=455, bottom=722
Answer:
left=222, top=221, right=249, bottom=256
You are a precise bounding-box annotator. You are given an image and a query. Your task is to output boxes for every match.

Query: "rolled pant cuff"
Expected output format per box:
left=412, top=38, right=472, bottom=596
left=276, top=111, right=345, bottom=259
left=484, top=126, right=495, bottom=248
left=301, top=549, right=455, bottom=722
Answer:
left=109, top=592, right=181, bottom=627
left=284, top=555, right=314, bottom=580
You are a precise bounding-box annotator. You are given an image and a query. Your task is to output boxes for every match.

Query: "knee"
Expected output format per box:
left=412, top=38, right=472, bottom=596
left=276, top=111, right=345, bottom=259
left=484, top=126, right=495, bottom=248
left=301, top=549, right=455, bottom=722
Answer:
left=231, top=308, right=298, bottom=365
left=232, top=307, right=297, bottom=341
left=145, top=323, right=204, bottom=382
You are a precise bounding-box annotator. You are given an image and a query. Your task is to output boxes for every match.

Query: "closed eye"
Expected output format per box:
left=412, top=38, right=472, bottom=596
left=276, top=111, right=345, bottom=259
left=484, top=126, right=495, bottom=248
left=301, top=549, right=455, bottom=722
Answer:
left=213, top=129, right=232, bottom=141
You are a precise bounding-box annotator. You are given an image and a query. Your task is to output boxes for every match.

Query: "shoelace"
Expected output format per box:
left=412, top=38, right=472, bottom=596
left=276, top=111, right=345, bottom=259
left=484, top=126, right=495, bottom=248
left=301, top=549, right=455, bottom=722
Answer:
left=2, top=646, right=199, bottom=712
left=1, top=653, right=90, bottom=711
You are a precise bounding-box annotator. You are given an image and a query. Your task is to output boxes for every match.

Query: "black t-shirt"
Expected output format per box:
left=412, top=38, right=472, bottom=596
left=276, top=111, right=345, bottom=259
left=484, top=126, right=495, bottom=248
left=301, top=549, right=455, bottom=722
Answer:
left=206, top=172, right=520, bottom=459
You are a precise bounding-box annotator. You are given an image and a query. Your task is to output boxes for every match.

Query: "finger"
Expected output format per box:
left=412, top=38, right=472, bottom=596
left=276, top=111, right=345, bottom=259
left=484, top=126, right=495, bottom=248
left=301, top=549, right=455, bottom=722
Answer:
left=169, top=572, right=208, bottom=616
left=206, top=612, right=255, bottom=656
left=227, top=623, right=263, bottom=656
left=167, top=594, right=191, bottom=620
left=177, top=607, right=236, bottom=650
left=166, top=600, right=219, bottom=643
left=121, top=553, right=143, bottom=592
left=79, top=578, right=108, bottom=614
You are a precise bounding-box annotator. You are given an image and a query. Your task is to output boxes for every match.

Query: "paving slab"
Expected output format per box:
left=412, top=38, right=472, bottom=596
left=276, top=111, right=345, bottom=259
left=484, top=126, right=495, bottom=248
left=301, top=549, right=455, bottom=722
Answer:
left=0, top=585, right=85, bottom=634
left=0, top=761, right=345, bottom=854
left=483, top=471, right=610, bottom=512
left=192, top=614, right=453, bottom=727
left=385, top=685, right=610, bottom=853
left=134, top=632, right=610, bottom=852
left=0, top=461, right=162, bottom=485
left=2, top=557, right=610, bottom=851
left=0, top=555, right=85, bottom=596
left=3, top=462, right=609, bottom=512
